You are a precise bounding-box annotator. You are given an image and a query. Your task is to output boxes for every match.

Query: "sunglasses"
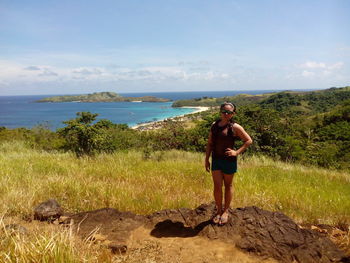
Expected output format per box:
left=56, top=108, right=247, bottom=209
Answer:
left=221, top=110, right=234, bottom=114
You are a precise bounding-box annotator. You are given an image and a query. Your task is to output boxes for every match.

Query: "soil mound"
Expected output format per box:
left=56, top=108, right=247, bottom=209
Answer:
left=64, top=203, right=348, bottom=263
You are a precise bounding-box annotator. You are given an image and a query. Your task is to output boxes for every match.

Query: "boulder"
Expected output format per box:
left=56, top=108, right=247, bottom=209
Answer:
left=34, top=199, right=63, bottom=221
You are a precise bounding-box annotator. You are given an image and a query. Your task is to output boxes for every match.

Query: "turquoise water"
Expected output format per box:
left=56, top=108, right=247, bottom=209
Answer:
left=0, top=90, right=285, bottom=130
left=0, top=98, right=194, bottom=130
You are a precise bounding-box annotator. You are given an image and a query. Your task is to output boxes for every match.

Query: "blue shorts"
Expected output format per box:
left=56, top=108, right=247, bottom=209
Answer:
left=211, top=158, right=237, bottom=174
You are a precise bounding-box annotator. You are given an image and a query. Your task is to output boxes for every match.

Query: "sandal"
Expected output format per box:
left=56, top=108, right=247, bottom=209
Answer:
left=219, top=212, right=229, bottom=225
left=212, top=214, right=221, bottom=224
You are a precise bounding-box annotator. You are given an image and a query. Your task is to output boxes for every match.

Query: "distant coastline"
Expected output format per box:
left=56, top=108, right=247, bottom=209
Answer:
left=36, top=91, right=171, bottom=103
left=132, top=106, right=210, bottom=130
left=0, top=89, right=310, bottom=130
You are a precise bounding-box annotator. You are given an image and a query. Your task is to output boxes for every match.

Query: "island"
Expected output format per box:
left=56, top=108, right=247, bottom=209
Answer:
left=36, top=92, right=171, bottom=103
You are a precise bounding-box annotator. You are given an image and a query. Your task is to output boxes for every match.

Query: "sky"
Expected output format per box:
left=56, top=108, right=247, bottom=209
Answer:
left=0, top=0, right=349, bottom=95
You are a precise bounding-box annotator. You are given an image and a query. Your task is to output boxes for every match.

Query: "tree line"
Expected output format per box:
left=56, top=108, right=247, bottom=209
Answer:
left=1, top=86, right=349, bottom=170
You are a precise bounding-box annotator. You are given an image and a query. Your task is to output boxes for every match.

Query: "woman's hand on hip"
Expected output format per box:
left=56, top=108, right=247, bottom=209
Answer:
left=225, top=148, right=238, bottom=157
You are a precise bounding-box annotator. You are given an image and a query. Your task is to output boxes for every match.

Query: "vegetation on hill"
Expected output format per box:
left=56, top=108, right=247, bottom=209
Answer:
left=36, top=91, right=171, bottom=103
left=172, top=93, right=269, bottom=107
left=172, top=86, right=350, bottom=112
left=1, top=86, right=349, bottom=169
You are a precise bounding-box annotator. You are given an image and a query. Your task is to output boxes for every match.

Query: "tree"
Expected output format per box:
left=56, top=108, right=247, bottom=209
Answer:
left=58, top=112, right=116, bottom=156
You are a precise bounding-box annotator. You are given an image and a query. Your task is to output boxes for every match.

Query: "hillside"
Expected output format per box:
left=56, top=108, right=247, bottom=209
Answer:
left=259, top=86, right=350, bottom=114
left=172, top=93, right=270, bottom=107
left=0, top=145, right=349, bottom=261
left=36, top=91, right=171, bottom=103
left=172, top=86, right=350, bottom=113
left=0, top=144, right=348, bottom=224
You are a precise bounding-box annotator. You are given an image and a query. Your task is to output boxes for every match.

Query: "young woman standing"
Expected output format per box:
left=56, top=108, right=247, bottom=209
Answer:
left=205, top=102, right=252, bottom=225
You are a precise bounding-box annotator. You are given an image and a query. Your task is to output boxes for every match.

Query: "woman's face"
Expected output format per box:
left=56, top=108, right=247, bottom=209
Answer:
left=220, top=105, right=235, bottom=121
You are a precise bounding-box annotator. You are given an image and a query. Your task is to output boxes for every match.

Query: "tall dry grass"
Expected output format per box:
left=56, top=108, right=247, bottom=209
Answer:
left=0, top=141, right=349, bottom=224
left=1, top=141, right=349, bottom=262
left=0, top=216, right=114, bottom=262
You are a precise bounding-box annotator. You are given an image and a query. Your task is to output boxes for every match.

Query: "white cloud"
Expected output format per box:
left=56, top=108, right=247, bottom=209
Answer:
left=328, top=62, right=343, bottom=70
left=72, top=67, right=103, bottom=75
left=39, top=69, right=58, bottom=77
left=300, top=61, right=344, bottom=70
left=298, top=61, right=345, bottom=79
left=301, top=70, right=315, bottom=77
left=337, top=45, right=350, bottom=57
left=24, top=66, right=41, bottom=71
left=0, top=60, right=232, bottom=90
left=301, top=61, right=326, bottom=69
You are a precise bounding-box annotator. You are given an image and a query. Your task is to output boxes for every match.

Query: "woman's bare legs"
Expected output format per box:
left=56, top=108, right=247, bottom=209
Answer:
left=212, top=170, right=224, bottom=217
left=221, top=173, right=234, bottom=224
left=223, top=173, right=234, bottom=211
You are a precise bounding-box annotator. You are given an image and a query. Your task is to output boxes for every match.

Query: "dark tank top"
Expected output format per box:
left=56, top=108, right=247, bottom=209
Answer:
left=211, top=120, right=237, bottom=161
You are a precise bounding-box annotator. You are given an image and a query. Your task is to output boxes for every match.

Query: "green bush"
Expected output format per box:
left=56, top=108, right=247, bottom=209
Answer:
left=0, top=125, right=63, bottom=151
left=57, top=112, right=116, bottom=156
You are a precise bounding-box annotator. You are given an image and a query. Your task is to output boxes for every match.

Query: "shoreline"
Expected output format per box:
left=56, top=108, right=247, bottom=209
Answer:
left=131, top=106, right=210, bottom=130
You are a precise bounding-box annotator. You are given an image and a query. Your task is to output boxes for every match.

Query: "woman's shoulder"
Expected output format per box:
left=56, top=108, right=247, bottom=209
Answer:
left=232, top=122, right=243, bottom=130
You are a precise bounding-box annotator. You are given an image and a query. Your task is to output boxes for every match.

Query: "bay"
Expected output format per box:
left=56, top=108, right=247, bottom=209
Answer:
left=0, top=90, right=284, bottom=130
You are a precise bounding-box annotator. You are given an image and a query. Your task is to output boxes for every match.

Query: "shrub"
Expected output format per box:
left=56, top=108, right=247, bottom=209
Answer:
left=57, top=112, right=116, bottom=156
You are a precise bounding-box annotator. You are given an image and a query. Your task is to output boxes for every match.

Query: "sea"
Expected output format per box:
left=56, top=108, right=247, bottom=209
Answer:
left=0, top=90, right=284, bottom=130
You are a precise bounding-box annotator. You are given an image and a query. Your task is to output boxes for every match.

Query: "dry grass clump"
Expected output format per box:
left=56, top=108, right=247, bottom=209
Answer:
left=0, top=216, right=116, bottom=263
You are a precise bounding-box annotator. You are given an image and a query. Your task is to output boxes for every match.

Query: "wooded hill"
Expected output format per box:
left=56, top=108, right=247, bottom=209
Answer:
left=36, top=91, right=170, bottom=103
left=172, top=86, right=350, bottom=114
left=192, top=86, right=350, bottom=169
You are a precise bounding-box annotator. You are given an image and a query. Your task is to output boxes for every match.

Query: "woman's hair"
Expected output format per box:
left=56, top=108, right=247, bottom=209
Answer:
left=220, top=102, right=236, bottom=112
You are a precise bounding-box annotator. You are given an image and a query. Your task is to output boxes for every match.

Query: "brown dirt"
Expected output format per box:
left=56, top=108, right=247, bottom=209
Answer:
left=123, top=226, right=277, bottom=263
left=62, top=203, right=349, bottom=263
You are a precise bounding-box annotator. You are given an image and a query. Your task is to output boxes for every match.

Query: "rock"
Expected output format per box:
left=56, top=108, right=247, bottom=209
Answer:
left=34, top=199, right=63, bottom=221
left=60, top=203, right=349, bottom=262
left=230, top=206, right=344, bottom=263
left=4, top=224, right=28, bottom=235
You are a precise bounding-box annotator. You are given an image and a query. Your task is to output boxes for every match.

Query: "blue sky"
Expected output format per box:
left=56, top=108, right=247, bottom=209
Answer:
left=0, top=0, right=349, bottom=95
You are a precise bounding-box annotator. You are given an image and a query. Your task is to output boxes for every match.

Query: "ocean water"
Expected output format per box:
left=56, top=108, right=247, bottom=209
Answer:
left=0, top=90, right=281, bottom=130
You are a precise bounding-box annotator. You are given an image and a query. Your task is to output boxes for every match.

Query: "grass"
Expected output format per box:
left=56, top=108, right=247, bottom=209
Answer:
left=237, top=155, right=350, bottom=224
left=0, top=141, right=349, bottom=224
left=0, top=141, right=349, bottom=262
left=0, top=216, right=115, bottom=263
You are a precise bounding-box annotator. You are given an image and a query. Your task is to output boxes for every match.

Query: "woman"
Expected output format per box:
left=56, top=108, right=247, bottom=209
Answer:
left=205, top=102, right=252, bottom=225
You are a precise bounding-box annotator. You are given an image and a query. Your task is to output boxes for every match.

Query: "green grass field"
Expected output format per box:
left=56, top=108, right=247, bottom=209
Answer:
left=1, top=141, right=349, bottom=262
left=1, top=141, right=349, bottom=224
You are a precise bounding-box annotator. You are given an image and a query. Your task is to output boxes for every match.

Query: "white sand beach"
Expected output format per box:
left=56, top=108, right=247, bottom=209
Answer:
left=131, top=106, right=210, bottom=130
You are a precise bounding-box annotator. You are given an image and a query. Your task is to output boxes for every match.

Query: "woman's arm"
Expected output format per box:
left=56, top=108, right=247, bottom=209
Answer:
left=225, top=123, right=252, bottom=157
left=205, top=131, right=213, bottom=172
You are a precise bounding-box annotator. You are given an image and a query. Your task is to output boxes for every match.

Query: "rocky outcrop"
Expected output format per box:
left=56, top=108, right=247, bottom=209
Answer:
left=147, top=203, right=348, bottom=262
left=35, top=201, right=349, bottom=262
